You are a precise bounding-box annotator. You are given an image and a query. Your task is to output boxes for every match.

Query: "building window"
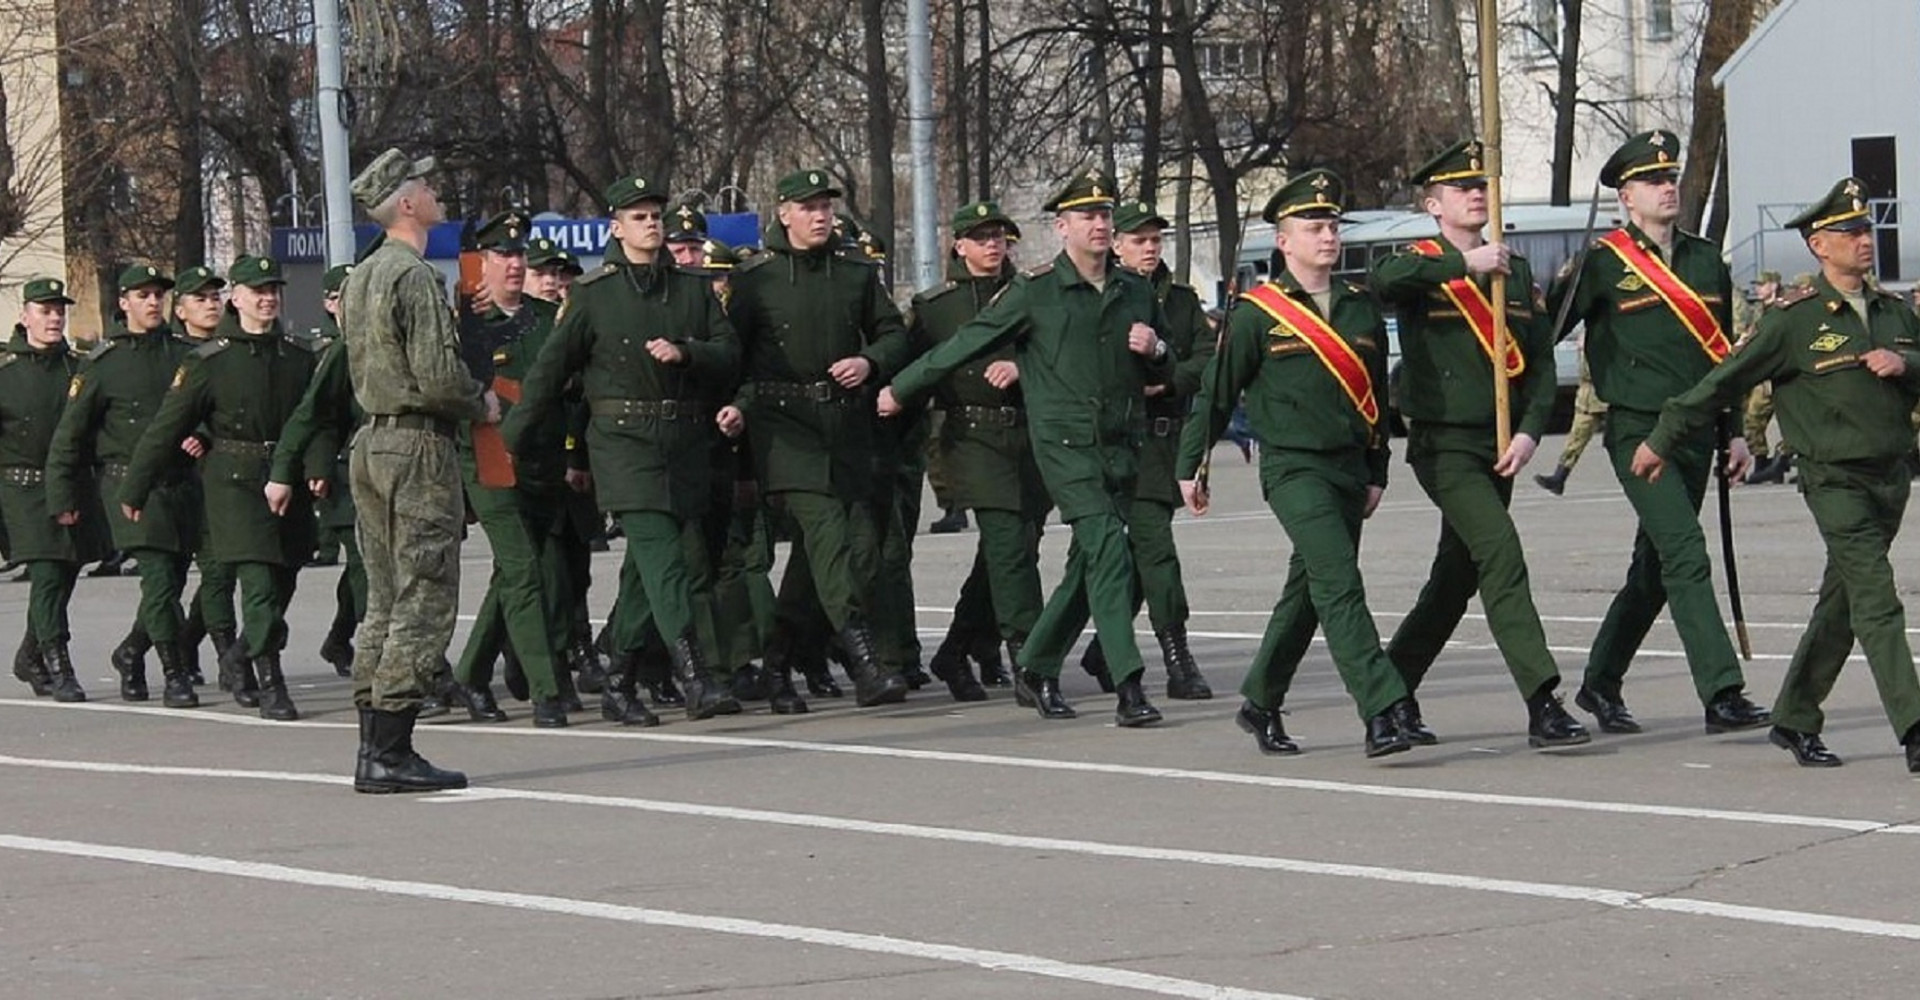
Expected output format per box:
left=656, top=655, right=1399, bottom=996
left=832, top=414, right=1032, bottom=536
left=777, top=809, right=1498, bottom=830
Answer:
left=1197, top=41, right=1261, bottom=79
left=1647, top=0, right=1674, bottom=40
left=1529, top=0, right=1559, bottom=57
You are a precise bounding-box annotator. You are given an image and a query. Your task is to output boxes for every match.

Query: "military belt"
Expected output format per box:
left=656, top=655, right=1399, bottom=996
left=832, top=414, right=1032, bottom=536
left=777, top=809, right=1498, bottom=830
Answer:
left=366, top=413, right=457, bottom=439
left=212, top=438, right=276, bottom=460
left=590, top=398, right=697, bottom=420
left=0, top=467, right=44, bottom=487
left=1148, top=416, right=1185, bottom=438
left=757, top=380, right=852, bottom=405
left=100, top=462, right=130, bottom=479
left=952, top=405, right=1026, bottom=428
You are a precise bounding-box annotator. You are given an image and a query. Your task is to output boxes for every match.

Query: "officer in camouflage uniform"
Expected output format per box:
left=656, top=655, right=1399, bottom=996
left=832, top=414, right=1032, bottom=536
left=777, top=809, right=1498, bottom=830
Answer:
left=171, top=265, right=230, bottom=689
left=337, top=148, right=478, bottom=793
left=5, top=278, right=107, bottom=701
left=1738, top=271, right=1793, bottom=484
left=47, top=263, right=200, bottom=704
left=1636, top=178, right=1920, bottom=775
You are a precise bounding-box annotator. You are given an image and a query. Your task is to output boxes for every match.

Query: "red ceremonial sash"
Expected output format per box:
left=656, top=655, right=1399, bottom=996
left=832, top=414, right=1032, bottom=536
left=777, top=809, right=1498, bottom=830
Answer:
left=1596, top=229, right=1730, bottom=361
left=1242, top=283, right=1380, bottom=426
left=1407, top=239, right=1525, bottom=377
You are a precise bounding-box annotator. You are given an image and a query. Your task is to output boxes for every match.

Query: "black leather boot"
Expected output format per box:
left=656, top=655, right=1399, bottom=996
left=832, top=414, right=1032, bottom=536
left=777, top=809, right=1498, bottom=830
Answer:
left=671, top=629, right=738, bottom=721
left=318, top=615, right=355, bottom=678
left=1235, top=700, right=1300, bottom=755
left=971, top=633, right=1010, bottom=687
left=839, top=618, right=909, bottom=707
left=1113, top=671, right=1163, bottom=727
left=254, top=653, right=300, bottom=721
left=218, top=635, right=260, bottom=708
left=571, top=638, right=607, bottom=695
left=764, top=644, right=808, bottom=715
left=1155, top=624, right=1213, bottom=700
left=1008, top=637, right=1037, bottom=708
left=731, top=662, right=770, bottom=702
left=155, top=641, right=199, bottom=709
left=1079, top=637, right=1116, bottom=693
left=454, top=681, right=510, bottom=722
left=111, top=629, right=149, bottom=702
left=928, top=631, right=987, bottom=703
left=899, top=658, right=933, bottom=691
left=40, top=643, right=86, bottom=703
left=416, top=659, right=454, bottom=719
left=13, top=631, right=50, bottom=697
left=599, top=651, right=660, bottom=727
left=553, top=658, right=585, bottom=713
left=1365, top=702, right=1411, bottom=758
left=1526, top=684, right=1591, bottom=748
left=638, top=638, right=685, bottom=707
left=180, top=603, right=207, bottom=686
left=356, top=707, right=468, bottom=794
left=354, top=707, right=375, bottom=786
left=209, top=627, right=238, bottom=692
left=1392, top=698, right=1439, bottom=746
left=531, top=696, right=569, bottom=728
left=1533, top=464, right=1569, bottom=496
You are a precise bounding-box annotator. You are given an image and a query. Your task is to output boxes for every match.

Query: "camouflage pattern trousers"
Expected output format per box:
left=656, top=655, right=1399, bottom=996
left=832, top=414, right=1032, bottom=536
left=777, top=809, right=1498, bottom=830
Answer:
left=349, top=423, right=465, bottom=711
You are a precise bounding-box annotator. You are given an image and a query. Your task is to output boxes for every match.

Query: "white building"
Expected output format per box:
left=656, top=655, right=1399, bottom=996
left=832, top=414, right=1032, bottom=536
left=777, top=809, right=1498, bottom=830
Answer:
left=1716, top=0, right=1918, bottom=286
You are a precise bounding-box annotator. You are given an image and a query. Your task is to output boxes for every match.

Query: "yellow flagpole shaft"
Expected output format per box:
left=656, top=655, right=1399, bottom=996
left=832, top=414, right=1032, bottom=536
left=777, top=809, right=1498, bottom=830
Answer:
left=1478, top=0, right=1513, bottom=455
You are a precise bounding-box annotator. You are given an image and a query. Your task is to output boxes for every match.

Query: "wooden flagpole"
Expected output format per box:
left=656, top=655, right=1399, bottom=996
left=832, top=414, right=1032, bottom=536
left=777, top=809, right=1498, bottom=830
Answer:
left=1478, top=0, right=1512, bottom=454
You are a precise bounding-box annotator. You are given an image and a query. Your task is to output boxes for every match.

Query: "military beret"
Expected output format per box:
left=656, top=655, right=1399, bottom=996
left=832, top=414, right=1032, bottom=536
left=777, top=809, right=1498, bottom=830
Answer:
left=351, top=148, right=435, bottom=209
left=605, top=174, right=667, bottom=211
left=473, top=211, right=532, bottom=253
left=322, top=264, right=354, bottom=294
left=666, top=203, right=709, bottom=243
left=174, top=266, right=225, bottom=296
left=1111, top=199, right=1170, bottom=234
left=1599, top=130, right=1681, bottom=189
left=228, top=255, right=287, bottom=288
left=1783, top=177, right=1874, bottom=236
left=777, top=169, right=841, bottom=203
left=950, top=200, right=1020, bottom=241
left=1260, top=169, right=1346, bottom=224
left=21, top=276, right=74, bottom=306
left=1042, top=168, right=1116, bottom=213
left=1411, top=138, right=1489, bottom=188
left=116, top=263, right=173, bottom=292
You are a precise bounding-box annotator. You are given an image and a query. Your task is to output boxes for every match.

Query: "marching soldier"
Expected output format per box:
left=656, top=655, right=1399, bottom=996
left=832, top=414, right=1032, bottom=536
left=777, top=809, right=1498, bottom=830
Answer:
left=880, top=168, right=1178, bottom=727
left=1175, top=170, right=1415, bottom=757
left=526, top=237, right=584, bottom=302
left=4, top=278, right=106, bottom=700
left=1634, top=178, right=1920, bottom=774
left=122, top=255, right=317, bottom=720
left=1738, top=271, right=1793, bottom=484
left=46, top=263, right=200, bottom=705
left=1532, top=347, right=1606, bottom=495
left=172, top=265, right=232, bottom=688
left=506, top=173, right=742, bottom=723
left=1549, top=130, right=1771, bottom=736
left=311, top=264, right=365, bottom=677
left=1371, top=140, right=1588, bottom=747
left=666, top=203, right=708, bottom=267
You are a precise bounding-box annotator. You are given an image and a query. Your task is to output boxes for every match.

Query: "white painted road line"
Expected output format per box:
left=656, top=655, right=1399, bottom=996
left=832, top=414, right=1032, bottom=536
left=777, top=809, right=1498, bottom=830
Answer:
left=5, top=703, right=1919, bottom=838
left=0, top=832, right=1311, bottom=1000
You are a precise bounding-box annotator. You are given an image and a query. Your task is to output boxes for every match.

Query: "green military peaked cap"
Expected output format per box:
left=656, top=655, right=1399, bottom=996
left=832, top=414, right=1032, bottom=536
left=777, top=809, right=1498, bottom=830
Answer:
left=833, top=213, right=865, bottom=251
left=1784, top=177, right=1874, bottom=235
left=1112, top=199, right=1170, bottom=233
left=1261, top=168, right=1346, bottom=224
left=1599, top=130, right=1681, bottom=188
left=174, top=265, right=224, bottom=296
left=1042, top=168, right=1116, bottom=213
left=21, top=276, right=74, bottom=305
left=527, top=238, right=584, bottom=275
left=351, top=148, right=435, bottom=209
left=605, top=174, right=668, bottom=210
left=666, top=203, right=708, bottom=243
left=473, top=211, right=532, bottom=252
left=950, top=200, right=1020, bottom=240
left=703, top=239, right=740, bottom=271
left=116, top=263, right=173, bottom=292
left=228, top=255, right=287, bottom=287
left=777, top=169, right=841, bottom=203
left=1411, top=139, right=1489, bottom=188
left=322, top=264, right=355, bottom=294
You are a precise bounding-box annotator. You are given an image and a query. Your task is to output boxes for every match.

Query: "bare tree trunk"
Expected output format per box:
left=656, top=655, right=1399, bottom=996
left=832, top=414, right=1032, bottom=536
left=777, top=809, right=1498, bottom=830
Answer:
left=860, top=0, right=897, bottom=264
left=975, top=0, right=990, bottom=199
left=951, top=0, right=970, bottom=202
left=637, top=0, right=676, bottom=181
left=1430, top=0, right=1476, bottom=135
left=1549, top=0, right=1583, bottom=206
left=1136, top=0, right=1163, bottom=201
left=1681, top=0, right=1755, bottom=232
left=172, top=0, right=205, bottom=265
left=1164, top=0, right=1238, bottom=276
left=1087, top=0, right=1118, bottom=185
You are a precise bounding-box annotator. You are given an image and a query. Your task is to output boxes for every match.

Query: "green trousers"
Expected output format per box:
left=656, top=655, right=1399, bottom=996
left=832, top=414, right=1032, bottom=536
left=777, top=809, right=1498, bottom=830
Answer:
left=1241, top=451, right=1407, bottom=720
left=130, top=549, right=189, bottom=643
left=774, top=491, right=875, bottom=632
left=194, top=557, right=238, bottom=633
left=1388, top=429, right=1561, bottom=700
left=1585, top=410, right=1745, bottom=705
left=1126, top=498, right=1189, bottom=630
left=945, top=508, right=1044, bottom=644
left=234, top=562, right=298, bottom=656
left=333, top=532, right=367, bottom=624
left=1772, top=458, right=1920, bottom=741
left=715, top=497, right=776, bottom=668
left=1018, top=510, right=1144, bottom=684
left=456, top=481, right=566, bottom=701
left=24, top=561, right=80, bottom=644
left=869, top=469, right=925, bottom=671
left=609, top=510, right=705, bottom=655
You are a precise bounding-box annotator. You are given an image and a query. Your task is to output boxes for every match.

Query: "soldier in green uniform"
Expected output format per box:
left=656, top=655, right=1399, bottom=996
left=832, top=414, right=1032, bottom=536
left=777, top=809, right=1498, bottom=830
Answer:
left=1174, top=170, right=1415, bottom=757
left=880, top=169, right=1178, bottom=726
left=1549, top=130, right=1771, bottom=735
left=1634, top=178, right=1920, bottom=774
left=171, top=265, right=231, bottom=689
left=5, top=278, right=106, bottom=700
left=448, top=211, right=575, bottom=727
left=1738, top=271, right=1793, bottom=484
left=666, top=203, right=708, bottom=267
left=122, top=255, right=317, bottom=719
left=722, top=169, right=914, bottom=709
left=526, top=238, right=585, bottom=302
left=1371, top=140, right=1588, bottom=747
left=46, top=263, right=200, bottom=704
left=507, top=173, right=742, bottom=723
left=911, top=201, right=1047, bottom=700
left=306, top=264, right=366, bottom=676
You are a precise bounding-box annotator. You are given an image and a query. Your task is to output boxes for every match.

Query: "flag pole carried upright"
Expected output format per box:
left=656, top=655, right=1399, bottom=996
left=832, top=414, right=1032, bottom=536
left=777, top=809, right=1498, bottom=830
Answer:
left=1477, top=0, right=1513, bottom=454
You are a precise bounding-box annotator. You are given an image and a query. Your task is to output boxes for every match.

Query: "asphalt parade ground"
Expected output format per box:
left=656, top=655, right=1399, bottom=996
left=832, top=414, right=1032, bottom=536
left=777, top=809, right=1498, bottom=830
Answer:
left=3, top=434, right=1918, bottom=999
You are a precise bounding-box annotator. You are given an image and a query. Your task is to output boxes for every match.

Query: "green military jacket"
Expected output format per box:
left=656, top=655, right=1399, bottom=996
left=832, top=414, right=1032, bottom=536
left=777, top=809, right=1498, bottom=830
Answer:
left=0, top=332, right=107, bottom=564
left=890, top=252, right=1175, bottom=522
left=1135, top=266, right=1216, bottom=505
left=506, top=242, right=738, bottom=518
left=1647, top=274, right=1920, bottom=465
left=45, top=324, right=197, bottom=552
left=1550, top=222, right=1734, bottom=424
left=909, top=259, right=1048, bottom=516
left=1176, top=268, right=1392, bottom=485
left=728, top=223, right=914, bottom=500
left=270, top=338, right=362, bottom=529
left=340, top=236, right=487, bottom=422
left=462, top=294, right=568, bottom=486
left=121, top=312, right=321, bottom=566
left=1372, top=239, right=1557, bottom=443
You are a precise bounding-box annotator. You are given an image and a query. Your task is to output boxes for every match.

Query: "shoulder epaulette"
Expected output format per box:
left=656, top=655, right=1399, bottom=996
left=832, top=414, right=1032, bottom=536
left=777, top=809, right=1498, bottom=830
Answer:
left=910, top=280, right=960, bottom=306
left=283, top=334, right=318, bottom=353
left=1022, top=263, right=1054, bottom=279
left=575, top=263, right=619, bottom=287
left=0, top=352, right=18, bottom=370
left=735, top=253, right=776, bottom=274
left=193, top=337, right=233, bottom=359
left=1769, top=285, right=1821, bottom=310
left=1345, top=281, right=1366, bottom=294
left=85, top=339, right=116, bottom=362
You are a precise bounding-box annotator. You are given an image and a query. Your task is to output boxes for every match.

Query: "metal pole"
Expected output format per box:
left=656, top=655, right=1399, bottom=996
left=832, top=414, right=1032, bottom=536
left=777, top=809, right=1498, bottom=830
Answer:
left=313, top=0, right=355, bottom=266
left=906, top=0, right=940, bottom=291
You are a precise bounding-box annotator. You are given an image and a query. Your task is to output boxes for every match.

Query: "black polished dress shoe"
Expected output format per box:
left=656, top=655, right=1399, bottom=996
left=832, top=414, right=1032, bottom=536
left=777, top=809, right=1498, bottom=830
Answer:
left=804, top=667, right=845, bottom=698
left=1113, top=673, right=1163, bottom=728
left=1704, top=689, right=1771, bottom=733
left=1768, top=726, right=1841, bottom=767
left=459, top=683, right=510, bottom=723
left=1235, top=701, right=1300, bottom=755
left=1391, top=698, right=1438, bottom=746
left=531, top=697, right=569, bottom=729
left=1574, top=686, right=1642, bottom=734
left=1023, top=671, right=1076, bottom=720
left=1365, top=705, right=1411, bottom=758
left=1526, top=688, right=1591, bottom=748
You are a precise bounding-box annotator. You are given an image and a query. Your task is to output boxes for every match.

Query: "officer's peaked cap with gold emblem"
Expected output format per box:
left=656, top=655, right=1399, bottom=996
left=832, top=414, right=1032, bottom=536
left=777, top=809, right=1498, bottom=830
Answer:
left=1042, top=168, right=1116, bottom=213
left=1599, top=130, right=1682, bottom=188
left=1411, top=139, right=1489, bottom=189
left=1784, top=177, right=1874, bottom=235
left=1260, top=169, right=1346, bottom=224
left=473, top=211, right=532, bottom=253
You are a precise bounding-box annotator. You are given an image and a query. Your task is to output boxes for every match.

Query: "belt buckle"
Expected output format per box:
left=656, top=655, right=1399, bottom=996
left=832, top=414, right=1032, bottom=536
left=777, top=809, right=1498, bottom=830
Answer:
left=809, top=382, right=835, bottom=403
left=658, top=400, right=679, bottom=420
left=998, top=406, right=1019, bottom=426
left=1152, top=417, right=1173, bottom=436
